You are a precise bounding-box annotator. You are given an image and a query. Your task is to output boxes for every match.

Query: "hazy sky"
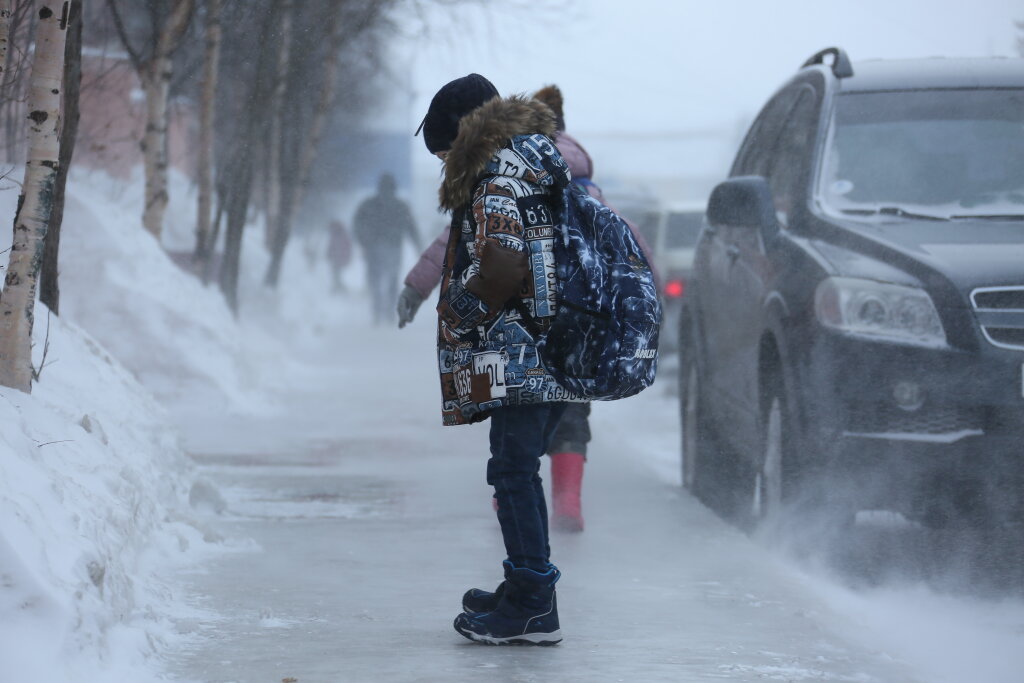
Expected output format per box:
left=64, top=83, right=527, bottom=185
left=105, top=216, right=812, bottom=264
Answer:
left=384, top=0, right=1021, bottom=206
left=393, top=0, right=1021, bottom=134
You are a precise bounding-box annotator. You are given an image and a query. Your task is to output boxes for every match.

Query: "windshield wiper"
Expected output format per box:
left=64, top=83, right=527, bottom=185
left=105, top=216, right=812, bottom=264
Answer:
left=838, top=206, right=949, bottom=221
left=950, top=213, right=1024, bottom=221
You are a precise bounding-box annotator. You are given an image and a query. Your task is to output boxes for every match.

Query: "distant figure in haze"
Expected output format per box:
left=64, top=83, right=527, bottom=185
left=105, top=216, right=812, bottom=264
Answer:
left=326, top=219, right=353, bottom=294
left=353, top=173, right=420, bottom=324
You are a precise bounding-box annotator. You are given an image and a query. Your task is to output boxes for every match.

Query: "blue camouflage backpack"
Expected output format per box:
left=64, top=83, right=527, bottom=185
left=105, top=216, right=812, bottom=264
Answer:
left=519, top=183, right=661, bottom=400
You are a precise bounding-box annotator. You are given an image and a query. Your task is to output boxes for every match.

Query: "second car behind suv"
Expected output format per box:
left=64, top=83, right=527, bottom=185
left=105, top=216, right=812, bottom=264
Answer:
left=652, top=203, right=705, bottom=360
left=680, top=48, right=1024, bottom=528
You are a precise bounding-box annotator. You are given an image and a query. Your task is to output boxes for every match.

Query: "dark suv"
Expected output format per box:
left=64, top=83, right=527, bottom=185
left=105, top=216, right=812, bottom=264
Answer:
left=680, top=48, right=1024, bottom=527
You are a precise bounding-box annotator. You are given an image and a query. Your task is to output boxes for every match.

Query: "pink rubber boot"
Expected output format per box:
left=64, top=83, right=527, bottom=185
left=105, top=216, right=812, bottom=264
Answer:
left=550, top=452, right=585, bottom=532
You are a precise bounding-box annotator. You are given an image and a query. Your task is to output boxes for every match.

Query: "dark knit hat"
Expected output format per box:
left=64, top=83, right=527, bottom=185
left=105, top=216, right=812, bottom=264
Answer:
left=418, top=74, right=499, bottom=154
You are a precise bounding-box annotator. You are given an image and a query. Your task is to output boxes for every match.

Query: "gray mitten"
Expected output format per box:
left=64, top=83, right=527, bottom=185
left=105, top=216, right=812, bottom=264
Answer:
left=397, top=285, right=425, bottom=329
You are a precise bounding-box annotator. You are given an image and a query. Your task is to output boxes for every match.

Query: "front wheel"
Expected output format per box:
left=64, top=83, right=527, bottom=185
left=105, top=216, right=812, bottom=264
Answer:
left=749, top=375, right=854, bottom=534
left=680, top=347, right=735, bottom=514
left=681, top=360, right=701, bottom=492
left=751, top=394, right=786, bottom=524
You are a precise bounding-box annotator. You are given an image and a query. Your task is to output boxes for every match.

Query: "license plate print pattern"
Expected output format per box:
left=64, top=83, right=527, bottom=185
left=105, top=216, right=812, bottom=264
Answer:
left=520, top=194, right=556, bottom=319
left=473, top=351, right=507, bottom=399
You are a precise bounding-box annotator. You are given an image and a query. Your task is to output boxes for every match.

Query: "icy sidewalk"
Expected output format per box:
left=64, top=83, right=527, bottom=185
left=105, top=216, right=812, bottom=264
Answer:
left=164, top=316, right=919, bottom=683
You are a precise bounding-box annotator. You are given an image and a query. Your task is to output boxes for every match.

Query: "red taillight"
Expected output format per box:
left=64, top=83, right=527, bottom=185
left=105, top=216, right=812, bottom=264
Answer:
left=665, top=279, right=685, bottom=298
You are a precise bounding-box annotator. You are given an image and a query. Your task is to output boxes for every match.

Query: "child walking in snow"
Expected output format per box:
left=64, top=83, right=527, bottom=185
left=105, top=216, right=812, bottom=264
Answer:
left=403, top=84, right=657, bottom=535
left=418, top=74, right=575, bottom=645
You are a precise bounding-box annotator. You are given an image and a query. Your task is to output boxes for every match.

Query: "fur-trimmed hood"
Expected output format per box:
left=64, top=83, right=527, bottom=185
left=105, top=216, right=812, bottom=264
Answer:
left=439, top=95, right=566, bottom=210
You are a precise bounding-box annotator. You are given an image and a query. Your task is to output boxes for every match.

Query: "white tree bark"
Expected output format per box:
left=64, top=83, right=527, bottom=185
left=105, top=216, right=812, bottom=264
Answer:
left=194, top=0, right=221, bottom=262
left=263, top=0, right=293, bottom=250
left=140, top=0, right=193, bottom=239
left=0, top=0, right=12, bottom=83
left=0, top=0, right=68, bottom=392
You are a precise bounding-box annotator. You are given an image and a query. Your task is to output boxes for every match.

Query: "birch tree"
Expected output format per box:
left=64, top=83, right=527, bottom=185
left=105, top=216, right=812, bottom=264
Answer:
left=1, top=0, right=36, bottom=162
left=0, top=1, right=11, bottom=79
left=0, top=0, right=68, bottom=392
left=192, top=0, right=220, bottom=272
left=39, top=0, right=80, bottom=314
left=107, top=0, right=194, bottom=239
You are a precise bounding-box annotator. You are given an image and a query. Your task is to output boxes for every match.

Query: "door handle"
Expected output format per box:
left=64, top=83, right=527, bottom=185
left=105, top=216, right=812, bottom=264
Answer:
left=726, top=245, right=740, bottom=261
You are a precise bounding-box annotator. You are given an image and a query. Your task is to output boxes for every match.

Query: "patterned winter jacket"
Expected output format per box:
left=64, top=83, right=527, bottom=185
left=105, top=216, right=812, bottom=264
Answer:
left=406, top=130, right=659, bottom=298
left=435, top=95, right=583, bottom=426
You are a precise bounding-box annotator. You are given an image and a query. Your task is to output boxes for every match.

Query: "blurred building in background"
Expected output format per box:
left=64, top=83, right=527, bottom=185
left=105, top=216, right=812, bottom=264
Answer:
left=76, top=47, right=195, bottom=179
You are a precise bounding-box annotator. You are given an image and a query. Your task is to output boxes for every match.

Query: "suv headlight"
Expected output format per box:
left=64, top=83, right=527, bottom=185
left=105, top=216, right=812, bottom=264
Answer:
left=814, top=277, right=946, bottom=347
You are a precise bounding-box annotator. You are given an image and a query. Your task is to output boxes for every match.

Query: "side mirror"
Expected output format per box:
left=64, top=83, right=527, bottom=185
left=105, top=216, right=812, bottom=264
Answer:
left=706, top=176, right=775, bottom=232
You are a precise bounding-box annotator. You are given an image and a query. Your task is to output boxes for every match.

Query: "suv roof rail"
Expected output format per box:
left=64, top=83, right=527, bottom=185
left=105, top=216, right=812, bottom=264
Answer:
left=802, top=47, right=854, bottom=78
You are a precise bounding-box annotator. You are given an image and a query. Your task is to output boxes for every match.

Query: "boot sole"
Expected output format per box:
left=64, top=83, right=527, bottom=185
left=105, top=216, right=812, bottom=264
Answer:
left=454, top=624, right=562, bottom=646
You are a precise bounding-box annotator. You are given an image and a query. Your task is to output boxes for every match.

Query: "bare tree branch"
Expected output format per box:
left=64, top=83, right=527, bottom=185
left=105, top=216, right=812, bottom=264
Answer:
left=105, top=0, right=142, bottom=71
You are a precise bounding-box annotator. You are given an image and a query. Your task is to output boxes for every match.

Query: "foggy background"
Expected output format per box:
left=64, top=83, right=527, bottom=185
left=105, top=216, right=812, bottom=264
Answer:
left=0, top=1, right=1022, bottom=681
left=383, top=0, right=1022, bottom=233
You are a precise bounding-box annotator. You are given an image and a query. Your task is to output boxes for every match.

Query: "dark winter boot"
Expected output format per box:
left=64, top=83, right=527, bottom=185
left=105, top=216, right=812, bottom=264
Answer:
left=454, top=562, right=562, bottom=645
left=551, top=452, right=585, bottom=532
left=461, top=561, right=511, bottom=613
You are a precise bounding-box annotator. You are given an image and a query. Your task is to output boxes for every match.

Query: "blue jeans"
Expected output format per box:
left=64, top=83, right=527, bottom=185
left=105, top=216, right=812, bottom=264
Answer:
left=548, top=402, right=591, bottom=456
left=487, top=402, right=568, bottom=572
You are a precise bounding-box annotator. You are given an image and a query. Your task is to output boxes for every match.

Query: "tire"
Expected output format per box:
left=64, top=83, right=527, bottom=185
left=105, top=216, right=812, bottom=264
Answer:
left=680, top=341, right=735, bottom=514
left=751, top=392, right=788, bottom=525
left=750, top=372, right=853, bottom=535
left=680, top=357, right=702, bottom=492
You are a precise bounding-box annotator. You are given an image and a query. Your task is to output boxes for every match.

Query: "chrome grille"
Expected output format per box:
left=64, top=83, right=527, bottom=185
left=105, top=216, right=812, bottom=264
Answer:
left=973, top=289, right=1024, bottom=310
left=971, top=286, right=1024, bottom=351
left=986, top=328, right=1024, bottom=348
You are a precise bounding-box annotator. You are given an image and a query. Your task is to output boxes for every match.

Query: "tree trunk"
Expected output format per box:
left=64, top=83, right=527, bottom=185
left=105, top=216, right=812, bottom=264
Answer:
left=140, top=59, right=170, bottom=238
left=218, top=153, right=251, bottom=314
left=192, top=0, right=221, bottom=271
left=0, top=1, right=12, bottom=83
left=139, top=0, right=193, bottom=240
left=39, top=0, right=80, bottom=315
left=2, top=0, right=33, bottom=163
left=200, top=184, right=223, bottom=284
left=262, top=0, right=293, bottom=252
left=264, top=1, right=341, bottom=288
left=213, top=2, right=276, bottom=312
left=0, top=0, right=68, bottom=392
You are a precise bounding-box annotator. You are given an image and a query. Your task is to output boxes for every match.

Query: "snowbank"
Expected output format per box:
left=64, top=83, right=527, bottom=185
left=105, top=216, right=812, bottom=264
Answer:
left=54, top=170, right=284, bottom=415
left=0, top=163, right=381, bottom=681
left=49, top=168, right=367, bottom=419
left=0, top=168, right=275, bottom=682
left=0, top=302, right=210, bottom=683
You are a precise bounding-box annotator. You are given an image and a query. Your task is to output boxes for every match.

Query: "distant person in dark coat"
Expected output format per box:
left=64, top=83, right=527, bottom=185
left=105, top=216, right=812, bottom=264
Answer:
left=353, top=173, right=421, bottom=324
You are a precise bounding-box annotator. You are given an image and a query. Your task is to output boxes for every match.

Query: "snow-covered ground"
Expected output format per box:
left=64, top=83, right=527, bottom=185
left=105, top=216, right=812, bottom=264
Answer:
left=3, top=168, right=1024, bottom=682
left=165, top=302, right=1024, bottom=683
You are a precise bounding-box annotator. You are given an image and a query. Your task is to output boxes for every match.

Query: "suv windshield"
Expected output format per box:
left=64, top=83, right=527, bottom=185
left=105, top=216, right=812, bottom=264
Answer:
left=819, top=88, right=1024, bottom=217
